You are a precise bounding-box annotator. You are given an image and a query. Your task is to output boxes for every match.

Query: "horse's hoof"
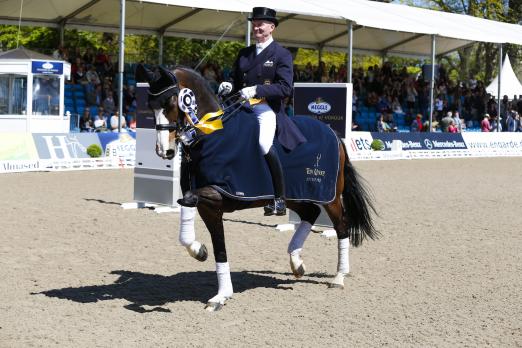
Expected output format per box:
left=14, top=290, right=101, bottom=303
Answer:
left=205, top=302, right=223, bottom=312
left=328, top=282, right=344, bottom=289
left=290, top=262, right=306, bottom=278
left=195, top=244, right=208, bottom=262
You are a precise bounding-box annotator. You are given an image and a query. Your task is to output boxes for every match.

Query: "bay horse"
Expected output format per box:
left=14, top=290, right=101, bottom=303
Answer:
left=136, top=64, right=378, bottom=311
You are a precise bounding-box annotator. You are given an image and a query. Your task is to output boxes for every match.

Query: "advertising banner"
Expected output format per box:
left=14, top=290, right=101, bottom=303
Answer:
left=98, top=132, right=136, bottom=158
left=370, top=132, right=467, bottom=151
left=462, top=132, right=522, bottom=156
left=31, top=61, right=63, bottom=75
left=32, top=133, right=101, bottom=160
left=0, top=134, right=39, bottom=160
left=294, top=83, right=352, bottom=138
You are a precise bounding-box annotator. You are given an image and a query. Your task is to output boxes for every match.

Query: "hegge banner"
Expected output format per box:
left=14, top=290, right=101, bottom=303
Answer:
left=293, top=83, right=352, bottom=138
left=370, top=132, right=467, bottom=151
left=98, top=132, right=136, bottom=158
left=33, top=133, right=102, bottom=159
left=462, top=132, right=522, bottom=156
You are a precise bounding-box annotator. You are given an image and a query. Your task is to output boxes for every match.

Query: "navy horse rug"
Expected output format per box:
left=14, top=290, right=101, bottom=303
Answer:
left=187, top=110, right=340, bottom=203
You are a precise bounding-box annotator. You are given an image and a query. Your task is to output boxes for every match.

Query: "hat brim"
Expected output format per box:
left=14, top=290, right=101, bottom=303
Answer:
left=248, top=16, right=278, bottom=26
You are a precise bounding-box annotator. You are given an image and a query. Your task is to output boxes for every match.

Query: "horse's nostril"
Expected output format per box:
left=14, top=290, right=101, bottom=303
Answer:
left=166, top=149, right=175, bottom=159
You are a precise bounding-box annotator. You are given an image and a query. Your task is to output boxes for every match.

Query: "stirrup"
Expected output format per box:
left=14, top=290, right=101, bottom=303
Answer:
left=264, top=198, right=286, bottom=216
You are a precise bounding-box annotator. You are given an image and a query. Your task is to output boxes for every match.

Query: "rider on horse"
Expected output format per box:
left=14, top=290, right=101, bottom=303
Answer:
left=219, top=7, right=306, bottom=216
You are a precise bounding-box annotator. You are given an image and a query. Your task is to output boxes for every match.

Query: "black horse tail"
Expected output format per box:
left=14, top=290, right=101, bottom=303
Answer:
left=339, top=138, right=379, bottom=247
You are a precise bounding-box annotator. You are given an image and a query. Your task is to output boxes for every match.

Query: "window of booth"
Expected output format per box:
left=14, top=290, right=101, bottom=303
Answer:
left=32, top=74, right=60, bottom=116
left=0, top=74, right=27, bottom=115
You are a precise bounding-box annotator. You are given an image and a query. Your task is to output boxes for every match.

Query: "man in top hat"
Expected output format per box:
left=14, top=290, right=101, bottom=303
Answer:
left=219, top=7, right=305, bottom=216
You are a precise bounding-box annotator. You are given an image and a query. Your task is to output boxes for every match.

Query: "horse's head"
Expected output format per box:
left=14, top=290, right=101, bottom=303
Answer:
left=135, top=64, right=221, bottom=160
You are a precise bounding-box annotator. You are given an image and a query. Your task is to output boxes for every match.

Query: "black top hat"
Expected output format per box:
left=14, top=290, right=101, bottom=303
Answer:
left=248, top=7, right=278, bottom=27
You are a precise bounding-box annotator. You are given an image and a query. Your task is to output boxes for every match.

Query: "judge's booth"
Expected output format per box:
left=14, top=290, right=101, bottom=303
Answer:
left=0, top=47, right=71, bottom=133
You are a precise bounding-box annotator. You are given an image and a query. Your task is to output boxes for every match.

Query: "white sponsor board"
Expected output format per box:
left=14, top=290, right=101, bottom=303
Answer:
left=462, top=132, right=522, bottom=157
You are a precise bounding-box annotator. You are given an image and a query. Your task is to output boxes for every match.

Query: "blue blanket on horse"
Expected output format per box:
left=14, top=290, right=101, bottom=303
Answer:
left=188, top=110, right=339, bottom=203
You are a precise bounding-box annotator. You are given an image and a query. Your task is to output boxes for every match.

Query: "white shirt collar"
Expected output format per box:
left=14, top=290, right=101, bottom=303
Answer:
left=256, top=36, right=273, bottom=55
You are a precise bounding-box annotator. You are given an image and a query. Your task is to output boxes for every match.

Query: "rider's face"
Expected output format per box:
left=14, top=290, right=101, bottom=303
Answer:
left=252, top=20, right=275, bottom=43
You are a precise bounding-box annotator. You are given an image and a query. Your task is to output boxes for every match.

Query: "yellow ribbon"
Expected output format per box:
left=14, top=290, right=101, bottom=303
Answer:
left=194, top=109, right=224, bottom=134
left=248, top=98, right=265, bottom=105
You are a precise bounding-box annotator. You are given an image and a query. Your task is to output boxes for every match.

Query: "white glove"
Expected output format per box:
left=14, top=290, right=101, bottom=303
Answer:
left=240, top=86, right=257, bottom=100
left=218, top=82, right=233, bottom=96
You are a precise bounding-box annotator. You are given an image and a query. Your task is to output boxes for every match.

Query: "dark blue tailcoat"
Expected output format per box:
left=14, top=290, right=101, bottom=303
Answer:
left=232, top=41, right=306, bottom=150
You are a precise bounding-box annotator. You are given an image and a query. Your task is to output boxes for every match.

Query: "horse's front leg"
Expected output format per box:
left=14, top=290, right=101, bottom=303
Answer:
left=196, top=188, right=233, bottom=311
left=178, top=206, right=208, bottom=261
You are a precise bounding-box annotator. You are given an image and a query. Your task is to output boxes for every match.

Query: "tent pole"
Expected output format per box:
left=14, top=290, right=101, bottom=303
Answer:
left=59, top=22, right=65, bottom=47
left=347, top=20, right=353, bottom=83
left=429, top=35, right=436, bottom=133
left=118, top=0, right=126, bottom=133
left=497, top=43, right=502, bottom=132
left=246, top=16, right=251, bottom=46
left=158, top=32, right=164, bottom=65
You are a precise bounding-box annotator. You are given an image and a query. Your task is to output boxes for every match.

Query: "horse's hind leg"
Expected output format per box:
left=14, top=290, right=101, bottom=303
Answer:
left=196, top=188, right=233, bottom=311
left=323, top=198, right=350, bottom=289
left=287, top=202, right=321, bottom=278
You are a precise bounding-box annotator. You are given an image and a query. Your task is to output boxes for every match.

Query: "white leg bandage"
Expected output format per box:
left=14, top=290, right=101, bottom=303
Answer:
left=179, top=206, right=196, bottom=246
left=288, top=221, right=312, bottom=254
left=253, top=103, right=277, bottom=155
left=208, top=262, right=233, bottom=304
left=337, top=237, right=350, bottom=275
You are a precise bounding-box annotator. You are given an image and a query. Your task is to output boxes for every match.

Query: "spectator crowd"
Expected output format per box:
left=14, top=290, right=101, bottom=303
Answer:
left=53, top=45, right=522, bottom=134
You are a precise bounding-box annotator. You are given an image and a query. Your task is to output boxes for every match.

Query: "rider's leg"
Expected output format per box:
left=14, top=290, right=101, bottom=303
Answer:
left=177, top=147, right=198, bottom=207
left=255, top=104, right=286, bottom=216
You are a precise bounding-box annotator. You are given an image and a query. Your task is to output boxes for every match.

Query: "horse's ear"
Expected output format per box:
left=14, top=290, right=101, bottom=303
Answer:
left=158, top=66, right=177, bottom=85
left=135, top=64, right=155, bottom=83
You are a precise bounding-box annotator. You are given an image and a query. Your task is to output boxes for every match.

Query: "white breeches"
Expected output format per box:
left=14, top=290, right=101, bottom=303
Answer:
left=252, top=103, right=276, bottom=155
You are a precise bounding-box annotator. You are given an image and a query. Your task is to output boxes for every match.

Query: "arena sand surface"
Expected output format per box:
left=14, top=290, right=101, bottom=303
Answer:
left=1, top=157, right=521, bottom=347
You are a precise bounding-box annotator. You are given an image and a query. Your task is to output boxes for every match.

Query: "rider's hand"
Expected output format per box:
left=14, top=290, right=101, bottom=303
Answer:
left=218, top=82, right=233, bottom=96
left=240, top=86, right=257, bottom=100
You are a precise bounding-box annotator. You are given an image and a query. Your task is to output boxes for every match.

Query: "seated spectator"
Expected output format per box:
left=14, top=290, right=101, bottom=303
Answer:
left=73, top=64, right=88, bottom=84
left=376, top=114, right=391, bottom=132
left=93, top=110, right=108, bottom=132
left=481, top=114, right=492, bottom=132
left=80, top=109, right=93, bottom=132
left=506, top=110, right=518, bottom=132
left=448, top=120, right=459, bottom=133
left=440, top=111, right=453, bottom=132
left=410, top=114, right=423, bottom=132
left=452, top=111, right=463, bottom=132
left=383, top=112, right=398, bottom=132
left=86, top=65, right=101, bottom=86
left=110, top=111, right=127, bottom=132
left=103, top=94, right=116, bottom=115
left=128, top=115, right=137, bottom=132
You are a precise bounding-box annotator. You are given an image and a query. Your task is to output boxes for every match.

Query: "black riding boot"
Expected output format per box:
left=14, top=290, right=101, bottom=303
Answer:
left=263, top=146, right=286, bottom=216
left=177, top=152, right=199, bottom=207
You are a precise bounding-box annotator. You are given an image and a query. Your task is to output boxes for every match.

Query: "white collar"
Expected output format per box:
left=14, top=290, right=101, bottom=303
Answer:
left=256, top=36, right=273, bottom=55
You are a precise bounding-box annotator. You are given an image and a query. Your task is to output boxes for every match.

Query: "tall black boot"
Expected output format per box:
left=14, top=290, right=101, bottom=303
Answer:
left=263, top=146, right=286, bottom=216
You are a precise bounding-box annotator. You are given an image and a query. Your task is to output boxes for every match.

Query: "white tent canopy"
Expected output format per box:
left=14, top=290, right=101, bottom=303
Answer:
left=1, top=0, right=522, bottom=57
left=486, top=55, right=522, bottom=99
